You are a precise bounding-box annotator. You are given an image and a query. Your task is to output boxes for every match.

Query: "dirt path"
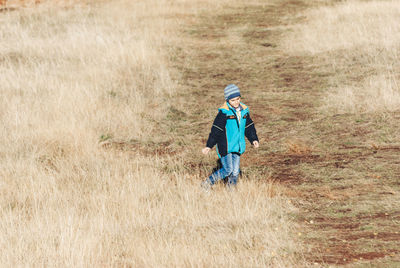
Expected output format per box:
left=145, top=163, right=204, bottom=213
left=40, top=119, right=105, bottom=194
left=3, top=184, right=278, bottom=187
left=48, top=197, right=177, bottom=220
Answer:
left=171, top=0, right=400, bottom=266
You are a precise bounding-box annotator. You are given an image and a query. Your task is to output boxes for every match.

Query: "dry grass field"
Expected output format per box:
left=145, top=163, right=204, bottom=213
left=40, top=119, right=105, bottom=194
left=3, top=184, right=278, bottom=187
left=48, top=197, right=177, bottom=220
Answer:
left=0, top=0, right=302, bottom=267
left=2, top=0, right=400, bottom=267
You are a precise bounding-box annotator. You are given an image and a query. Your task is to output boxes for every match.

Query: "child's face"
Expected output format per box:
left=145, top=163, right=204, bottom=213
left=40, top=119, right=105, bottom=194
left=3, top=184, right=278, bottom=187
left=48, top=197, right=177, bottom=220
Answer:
left=228, top=96, right=241, bottom=108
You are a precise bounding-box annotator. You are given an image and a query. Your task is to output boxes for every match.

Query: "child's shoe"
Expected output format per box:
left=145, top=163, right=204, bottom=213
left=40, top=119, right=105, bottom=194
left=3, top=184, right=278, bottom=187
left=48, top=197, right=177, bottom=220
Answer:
left=200, top=179, right=212, bottom=192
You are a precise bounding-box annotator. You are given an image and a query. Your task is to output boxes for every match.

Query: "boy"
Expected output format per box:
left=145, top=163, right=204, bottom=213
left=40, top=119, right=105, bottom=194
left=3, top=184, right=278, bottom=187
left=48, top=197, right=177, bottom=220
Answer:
left=202, top=84, right=259, bottom=188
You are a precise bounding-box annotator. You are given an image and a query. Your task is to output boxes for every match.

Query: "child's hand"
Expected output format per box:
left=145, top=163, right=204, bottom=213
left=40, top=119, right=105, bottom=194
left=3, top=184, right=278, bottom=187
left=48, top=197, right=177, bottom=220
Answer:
left=252, top=141, right=259, bottom=148
left=202, top=147, right=211, bottom=155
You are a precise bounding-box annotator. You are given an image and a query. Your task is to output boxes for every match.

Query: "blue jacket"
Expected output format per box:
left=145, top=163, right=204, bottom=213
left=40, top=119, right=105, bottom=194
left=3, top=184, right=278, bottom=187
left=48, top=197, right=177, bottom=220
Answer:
left=206, top=102, right=258, bottom=157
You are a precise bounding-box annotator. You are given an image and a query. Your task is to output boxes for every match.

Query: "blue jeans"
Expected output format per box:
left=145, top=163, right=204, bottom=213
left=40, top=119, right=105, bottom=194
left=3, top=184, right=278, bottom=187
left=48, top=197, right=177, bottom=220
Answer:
left=208, top=153, right=240, bottom=186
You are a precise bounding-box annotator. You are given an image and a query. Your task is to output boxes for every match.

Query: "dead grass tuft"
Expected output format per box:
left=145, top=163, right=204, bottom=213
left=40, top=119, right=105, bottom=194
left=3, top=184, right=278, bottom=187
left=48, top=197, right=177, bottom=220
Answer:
left=284, top=138, right=312, bottom=155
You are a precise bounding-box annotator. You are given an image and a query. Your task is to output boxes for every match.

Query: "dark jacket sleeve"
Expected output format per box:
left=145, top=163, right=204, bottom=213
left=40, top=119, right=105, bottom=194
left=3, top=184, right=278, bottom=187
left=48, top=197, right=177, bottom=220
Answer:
left=206, top=111, right=226, bottom=149
left=245, top=113, right=258, bottom=144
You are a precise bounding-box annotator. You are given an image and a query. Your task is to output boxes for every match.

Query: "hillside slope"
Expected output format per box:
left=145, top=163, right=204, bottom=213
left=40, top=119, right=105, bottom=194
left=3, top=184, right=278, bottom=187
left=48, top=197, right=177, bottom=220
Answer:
left=172, top=0, right=400, bottom=266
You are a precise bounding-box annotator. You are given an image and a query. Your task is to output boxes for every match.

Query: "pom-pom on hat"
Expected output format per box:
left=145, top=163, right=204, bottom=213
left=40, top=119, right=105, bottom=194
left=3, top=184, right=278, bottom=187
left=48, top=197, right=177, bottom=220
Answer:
left=224, top=84, right=241, bottom=101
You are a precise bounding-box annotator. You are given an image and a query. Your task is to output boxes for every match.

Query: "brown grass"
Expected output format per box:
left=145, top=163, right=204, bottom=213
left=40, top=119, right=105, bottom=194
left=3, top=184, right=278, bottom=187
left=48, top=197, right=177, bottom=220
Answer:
left=284, top=138, right=312, bottom=156
left=284, top=0, right=400, bottom=113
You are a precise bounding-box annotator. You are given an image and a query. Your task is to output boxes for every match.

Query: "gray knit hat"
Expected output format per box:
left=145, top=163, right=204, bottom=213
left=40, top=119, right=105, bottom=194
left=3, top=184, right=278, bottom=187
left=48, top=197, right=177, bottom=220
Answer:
left=224, top=84, right=241, bottom=100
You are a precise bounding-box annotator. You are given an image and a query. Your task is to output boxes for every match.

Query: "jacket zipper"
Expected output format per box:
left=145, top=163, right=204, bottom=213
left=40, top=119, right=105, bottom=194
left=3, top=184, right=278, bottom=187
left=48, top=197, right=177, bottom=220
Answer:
left=230, top=106, right=241, bottom=153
